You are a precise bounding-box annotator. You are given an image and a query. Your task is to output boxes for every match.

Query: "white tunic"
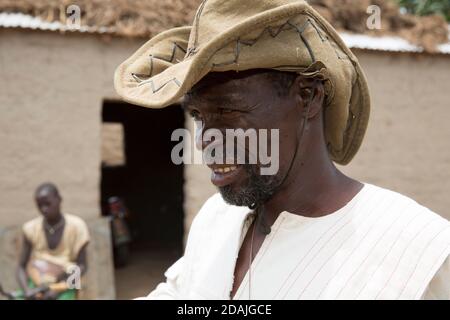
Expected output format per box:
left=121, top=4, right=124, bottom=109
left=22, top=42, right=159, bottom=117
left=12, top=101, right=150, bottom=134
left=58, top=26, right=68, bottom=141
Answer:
left=140, top=183, right=450, bottom=300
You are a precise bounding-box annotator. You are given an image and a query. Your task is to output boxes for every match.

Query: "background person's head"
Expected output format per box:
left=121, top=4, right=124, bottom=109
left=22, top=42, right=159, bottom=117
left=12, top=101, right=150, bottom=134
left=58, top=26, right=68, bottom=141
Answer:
left=107, top=196, right=123, bottom=216
left=34, top=182, right=62, bottom=222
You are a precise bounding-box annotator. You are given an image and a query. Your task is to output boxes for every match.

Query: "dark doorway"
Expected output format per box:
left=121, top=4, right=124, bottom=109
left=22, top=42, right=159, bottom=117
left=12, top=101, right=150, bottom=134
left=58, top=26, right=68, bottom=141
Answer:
left=101, top=101, right=185, bottom=298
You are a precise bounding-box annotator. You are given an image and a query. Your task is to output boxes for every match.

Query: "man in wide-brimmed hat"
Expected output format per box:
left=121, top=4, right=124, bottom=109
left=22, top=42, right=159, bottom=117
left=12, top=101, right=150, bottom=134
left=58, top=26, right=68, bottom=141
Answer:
left=115, top=0, right=449, bottom=300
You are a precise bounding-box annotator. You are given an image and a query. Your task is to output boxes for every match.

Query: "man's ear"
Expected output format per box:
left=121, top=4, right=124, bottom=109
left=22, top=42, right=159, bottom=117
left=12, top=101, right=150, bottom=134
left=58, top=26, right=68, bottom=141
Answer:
left=292, top=75, right=325, bottom=119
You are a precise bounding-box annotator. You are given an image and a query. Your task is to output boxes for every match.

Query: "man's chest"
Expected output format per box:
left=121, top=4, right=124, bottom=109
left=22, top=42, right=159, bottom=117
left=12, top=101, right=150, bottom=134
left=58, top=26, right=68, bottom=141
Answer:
left=44, top=227, right=65, bottom=250
left=182, top=208, right=448, bottom=300
left=231, top=222, right=266, bottom=298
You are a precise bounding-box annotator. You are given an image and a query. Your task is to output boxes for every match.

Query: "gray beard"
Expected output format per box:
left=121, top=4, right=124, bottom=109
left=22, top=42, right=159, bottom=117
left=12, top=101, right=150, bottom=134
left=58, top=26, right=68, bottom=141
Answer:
left=218, top=164, right=282, bottom=207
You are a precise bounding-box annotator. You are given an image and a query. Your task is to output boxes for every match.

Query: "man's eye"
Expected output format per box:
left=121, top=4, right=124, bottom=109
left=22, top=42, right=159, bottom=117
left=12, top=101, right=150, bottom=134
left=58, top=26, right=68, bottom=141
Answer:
left=190, top=110, right=202, bottom=120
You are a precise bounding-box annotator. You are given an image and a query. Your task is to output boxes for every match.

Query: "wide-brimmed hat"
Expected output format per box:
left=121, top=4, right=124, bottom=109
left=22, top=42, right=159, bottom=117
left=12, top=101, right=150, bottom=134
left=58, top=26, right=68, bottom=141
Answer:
left=114, top=0, right=370, bottom=164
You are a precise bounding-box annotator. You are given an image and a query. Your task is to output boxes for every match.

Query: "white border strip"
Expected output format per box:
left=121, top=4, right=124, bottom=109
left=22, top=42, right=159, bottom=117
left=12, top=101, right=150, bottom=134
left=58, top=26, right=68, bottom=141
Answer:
left=0, top=12, right=115, bottom=34
left=0, top=12, right=449, bottom=54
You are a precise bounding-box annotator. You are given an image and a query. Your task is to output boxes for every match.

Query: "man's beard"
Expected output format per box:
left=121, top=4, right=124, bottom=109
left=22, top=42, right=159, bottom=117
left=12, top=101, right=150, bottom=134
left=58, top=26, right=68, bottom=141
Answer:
left=218, top=164, right=282, bottom=207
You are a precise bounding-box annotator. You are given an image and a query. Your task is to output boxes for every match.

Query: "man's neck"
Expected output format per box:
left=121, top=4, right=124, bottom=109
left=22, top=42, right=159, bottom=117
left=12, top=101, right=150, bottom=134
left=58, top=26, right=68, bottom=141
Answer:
left=263, top=141, right=362, bottom=224
left=46, top=213, right=64, bottom=226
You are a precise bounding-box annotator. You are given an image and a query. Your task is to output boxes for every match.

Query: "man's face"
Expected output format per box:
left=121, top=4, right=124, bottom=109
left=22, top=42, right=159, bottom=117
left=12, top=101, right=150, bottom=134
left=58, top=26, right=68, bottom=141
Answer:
left=183, top=70, right=301, bottom=207
left=35, top=189, right=61, bottom=221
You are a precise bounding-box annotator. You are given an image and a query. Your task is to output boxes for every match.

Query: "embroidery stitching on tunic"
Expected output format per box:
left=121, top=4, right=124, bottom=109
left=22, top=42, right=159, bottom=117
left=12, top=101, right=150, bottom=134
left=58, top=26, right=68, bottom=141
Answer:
left=295, top=191, right=388, bottom=299
left=349, top=210, right=423, bottom=299
left=413, top=245, right=450, bottom=299
left=310, top=197, right=405, bottom=299
left=318, top=200, right=410, bottom=299
left=372, top=217, right=438, bottom=299
left=275, top=189, right=374, bottom=299
left=236, top=214, right=286, bottom=299
left=396, top=225, right=450, bottom=299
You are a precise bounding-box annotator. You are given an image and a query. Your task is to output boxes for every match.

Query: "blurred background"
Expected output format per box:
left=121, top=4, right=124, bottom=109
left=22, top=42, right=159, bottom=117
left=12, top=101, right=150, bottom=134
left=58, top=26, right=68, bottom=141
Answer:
left=0, top=0, right=449, bottom=299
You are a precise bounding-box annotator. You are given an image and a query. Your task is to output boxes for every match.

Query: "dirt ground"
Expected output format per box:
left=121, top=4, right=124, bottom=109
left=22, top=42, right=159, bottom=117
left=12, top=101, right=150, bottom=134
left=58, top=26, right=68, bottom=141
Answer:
left=114, top=247, right=180, bottom=300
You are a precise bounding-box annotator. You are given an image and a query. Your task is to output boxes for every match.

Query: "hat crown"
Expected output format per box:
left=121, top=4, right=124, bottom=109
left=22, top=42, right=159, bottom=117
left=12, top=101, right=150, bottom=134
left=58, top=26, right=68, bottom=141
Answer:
left=187, top=0, right=309, bottom=56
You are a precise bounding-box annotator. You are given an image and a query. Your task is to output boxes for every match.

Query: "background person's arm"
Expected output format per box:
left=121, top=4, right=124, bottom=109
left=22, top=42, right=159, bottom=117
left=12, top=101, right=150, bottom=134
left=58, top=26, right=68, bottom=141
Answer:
left=76, top=243, right=88, bottom=276
left=16, top=235, right=32, bottom=295
left=54, top=242, right=88, bottom=284
left=43, top=244, right=89, bottom=299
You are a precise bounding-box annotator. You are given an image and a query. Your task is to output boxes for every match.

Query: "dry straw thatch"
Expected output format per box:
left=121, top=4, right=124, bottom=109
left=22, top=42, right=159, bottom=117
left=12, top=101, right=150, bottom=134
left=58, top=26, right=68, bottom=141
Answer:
left=0, top=0, right=201, bottom=37
left=0, top=0, right=448, bottom=52
left=310, top=0, right=449, bottom=52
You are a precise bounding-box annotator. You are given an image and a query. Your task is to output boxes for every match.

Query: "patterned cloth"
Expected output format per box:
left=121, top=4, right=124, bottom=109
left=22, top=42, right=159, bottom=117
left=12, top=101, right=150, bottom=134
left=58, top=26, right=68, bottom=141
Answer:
left=22, top=213, right=90, bottom=294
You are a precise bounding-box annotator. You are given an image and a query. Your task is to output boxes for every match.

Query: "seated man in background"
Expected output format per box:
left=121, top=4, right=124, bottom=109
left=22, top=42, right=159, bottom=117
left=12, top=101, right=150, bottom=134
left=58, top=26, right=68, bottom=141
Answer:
left=16, top=183, right=90, bottom=300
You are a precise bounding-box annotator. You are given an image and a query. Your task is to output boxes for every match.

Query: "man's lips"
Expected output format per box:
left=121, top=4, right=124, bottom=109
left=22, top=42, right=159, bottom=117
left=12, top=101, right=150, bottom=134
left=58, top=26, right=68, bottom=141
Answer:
left=208, top=164, right=243, bottom=187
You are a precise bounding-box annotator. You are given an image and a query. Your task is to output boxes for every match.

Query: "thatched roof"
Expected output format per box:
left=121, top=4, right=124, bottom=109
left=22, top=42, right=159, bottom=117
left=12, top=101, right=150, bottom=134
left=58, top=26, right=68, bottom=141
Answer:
left=0, top=0, right=448, bottom=52
left=0, top=0, right=201, bottom=37
left=310, top=0, right=449, bottom=53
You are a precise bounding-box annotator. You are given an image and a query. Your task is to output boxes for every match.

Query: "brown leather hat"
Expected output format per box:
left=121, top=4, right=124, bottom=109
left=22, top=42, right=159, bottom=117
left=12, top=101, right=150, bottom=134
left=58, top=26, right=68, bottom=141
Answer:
left=114, top=0, right=371, bottom=164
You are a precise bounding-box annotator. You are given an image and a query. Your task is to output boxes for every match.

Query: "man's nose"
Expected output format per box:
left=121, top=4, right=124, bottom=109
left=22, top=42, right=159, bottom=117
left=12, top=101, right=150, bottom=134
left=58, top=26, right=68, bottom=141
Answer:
left=194, top=117, right=225, bottom=150
left=195, top=127, right=209, bottom=151
left=196, top=127, right=227, bottom=153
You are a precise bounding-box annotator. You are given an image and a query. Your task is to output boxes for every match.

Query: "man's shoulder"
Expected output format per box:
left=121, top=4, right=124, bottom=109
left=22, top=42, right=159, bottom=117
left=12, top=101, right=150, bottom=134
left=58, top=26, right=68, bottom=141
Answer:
left=195, top=185, right=450, bottom=227
left=363, top=183, right=450, bottom=298
left=22, top=216, right=43, bottom=235
left=64, top=213, right=86, bottom=223
left=364, top=183, right=448, bottom=224
left=198, top=193, right=238, bottom=213
left=363, top=183, right=450, bottom=249
left=64, top=214, right=89, bottom=232
left=191, top=193, right=250, bottom=228
left=23, top=216, right=42, bottom=228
